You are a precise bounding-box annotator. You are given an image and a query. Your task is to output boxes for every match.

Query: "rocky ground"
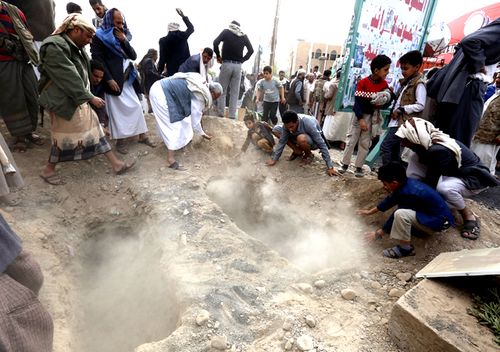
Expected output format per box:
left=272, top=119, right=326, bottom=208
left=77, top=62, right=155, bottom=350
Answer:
left=1, top=114, right=499, bottom=352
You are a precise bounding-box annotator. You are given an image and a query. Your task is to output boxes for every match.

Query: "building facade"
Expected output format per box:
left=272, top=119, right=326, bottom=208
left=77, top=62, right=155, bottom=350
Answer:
left=289, top=40, right=343, bottom=75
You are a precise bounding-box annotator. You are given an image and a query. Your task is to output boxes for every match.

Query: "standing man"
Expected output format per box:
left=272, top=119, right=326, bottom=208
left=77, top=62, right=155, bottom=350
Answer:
left=426, top=18, right=500, bottom=147
left=91, top=8, right=153, bottom=154
left=38, top=14, right=135, bottom=185
left=0, top=1, right=43, bottom=152
left=158, top=8, right=194, bottom=77
left=254, top=65, right=285, bottom=125
left=178, top=47, right=214, bottom=82
left=213, top=20, right=254, bottom=119
left=287, top=69, right=306, bottom=113
left=278, top=70, right=289, bottom=117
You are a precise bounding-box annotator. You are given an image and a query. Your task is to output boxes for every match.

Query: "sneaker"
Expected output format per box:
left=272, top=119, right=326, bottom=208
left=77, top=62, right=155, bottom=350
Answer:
left=354, top=167, right=364, bottom=178
left=338, top=164, right=348, bottom=174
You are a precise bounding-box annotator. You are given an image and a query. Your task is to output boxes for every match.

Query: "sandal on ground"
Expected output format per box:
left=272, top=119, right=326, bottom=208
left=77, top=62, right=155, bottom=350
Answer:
left=12, top=141, right=28, bottom=153
left=115, top=142, right=128, bottom=155
left=168, top=161, right=186, bottom=171
left=26, top=133, right=44, bottom=146
left=116, top=159, right=136, bottom=175
left=39, top=174, right=65, bottom=185
left=382, top=245, right=415, bottom=259
left=461, top=219, right=480, bottom=240
left=287, top=152, right=303, bottom=161
left=138, top=138, right=156, bottom=148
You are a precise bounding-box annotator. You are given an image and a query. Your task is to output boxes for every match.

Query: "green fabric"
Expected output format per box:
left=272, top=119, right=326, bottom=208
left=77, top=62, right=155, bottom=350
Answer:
left=38, top=34, right=94, bottom=120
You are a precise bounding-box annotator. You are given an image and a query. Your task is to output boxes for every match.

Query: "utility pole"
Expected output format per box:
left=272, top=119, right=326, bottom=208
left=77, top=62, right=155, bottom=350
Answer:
left=269, top=0, right=280, bottom=69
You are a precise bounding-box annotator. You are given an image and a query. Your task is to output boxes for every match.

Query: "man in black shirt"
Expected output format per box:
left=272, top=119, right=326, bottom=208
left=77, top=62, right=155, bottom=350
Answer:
left=158, top=8, right=194, bottom=77
left=213, top=20, right=254, bottom=119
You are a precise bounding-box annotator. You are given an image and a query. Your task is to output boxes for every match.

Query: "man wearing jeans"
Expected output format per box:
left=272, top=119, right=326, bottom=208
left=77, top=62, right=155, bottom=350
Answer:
left=213, top=20, right=253, bottom=119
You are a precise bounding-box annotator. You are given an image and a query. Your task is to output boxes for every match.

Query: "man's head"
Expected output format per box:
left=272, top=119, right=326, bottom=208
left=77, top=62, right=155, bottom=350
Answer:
left=306, top=73, right=315, bottom=83
left=263, top=66, right=273, bottom=80
left=313, top=65, right=319, bottom=72
left=282, top=110, right=299, bottom=133
left=90, top=59, right=105, bottom=85
left=377, top=162, right=407, bottom=193
left=66, top=2, right=82, bottom=14
left=60, top=14, right=96, bottom=48
left=231, top=20, right=240, bottom=27
left=89, top=0, right=106, bottom=18
left=495, top=71, right=500, bottom=88
left=370, top=54, right=391, bottom=80
left=323, top=69, right=331, bottom=80
left=243, top=112, right=255, bottom=130
left=201, top=47, right=213, bottom=65
left=279, top=70, right=286, bottom=80
left=208, top=82, right=223, bottom=101
left=296, top=69, right=306, bottom=80
left=111, top=9, right=124, bottom=31
left=399, top=50, right=422, bottom=79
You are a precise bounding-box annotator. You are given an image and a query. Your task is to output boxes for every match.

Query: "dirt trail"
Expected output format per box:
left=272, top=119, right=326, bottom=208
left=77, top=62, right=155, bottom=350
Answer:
left=1, top=115, right=498, bottom=352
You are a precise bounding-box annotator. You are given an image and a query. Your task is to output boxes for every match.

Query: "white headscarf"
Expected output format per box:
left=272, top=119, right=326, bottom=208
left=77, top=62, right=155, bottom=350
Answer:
left=53, top=13, right=95, bottom=35
left=395, top=117, right=462, bottom=167
left=168, top=22, right=180, bottom=32
left=228, top=22, right=244, bottom=36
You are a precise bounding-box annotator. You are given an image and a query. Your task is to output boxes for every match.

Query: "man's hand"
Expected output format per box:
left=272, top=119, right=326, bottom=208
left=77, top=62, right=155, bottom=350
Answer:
left=176, top=8, right=184, bottom=17
left=266, top=159, right=277, bottom=166
left=364, top=229, right=384, bottom=243
left=495, top=136, right=500, bottom=145
left=391, top=110, right=399, bottom=120
left=280, top=97, right=287, bottom=105
left=217, top=57, right=222, bottom=64
left=90, top=96, right=105, bottom=108
left=327, top=167, right=339, bottom=176
left=202, top=134, right=212, bottom=140
left=359, top=118, right=368, bottom=132
left=356, top=209, right=372, bottom=216
left=108, top=80, right=120, bottom=93
left=113, top=27, right=126, bottom=42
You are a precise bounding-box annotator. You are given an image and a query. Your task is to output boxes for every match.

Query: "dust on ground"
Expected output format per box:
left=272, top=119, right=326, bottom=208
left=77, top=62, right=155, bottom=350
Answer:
left=1, top=114, right=499, bottom=352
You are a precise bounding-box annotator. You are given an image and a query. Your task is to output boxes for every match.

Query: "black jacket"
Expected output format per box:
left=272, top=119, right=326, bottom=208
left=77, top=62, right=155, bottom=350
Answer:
left=158, top=16, right=194, bottom=76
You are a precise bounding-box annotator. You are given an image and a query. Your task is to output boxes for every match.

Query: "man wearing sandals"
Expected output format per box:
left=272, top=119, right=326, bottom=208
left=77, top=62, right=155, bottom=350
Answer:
left=357, top=162, right=454, bottom=258
left=0, top=1, right=44, bottom=152
left=38, top=14, right=135, bottom=185
left=396, top=118, right=500, bottom=240
left=266, top=110, right=339, bottom=177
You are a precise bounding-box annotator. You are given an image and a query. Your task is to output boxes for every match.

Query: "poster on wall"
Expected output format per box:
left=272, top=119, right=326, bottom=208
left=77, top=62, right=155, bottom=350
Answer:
left=336, top=0, right=437, bottom=110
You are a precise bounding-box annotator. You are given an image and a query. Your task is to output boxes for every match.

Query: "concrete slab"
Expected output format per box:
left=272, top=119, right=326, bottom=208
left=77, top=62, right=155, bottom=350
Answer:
left=389, top=279, right=498, bottom=352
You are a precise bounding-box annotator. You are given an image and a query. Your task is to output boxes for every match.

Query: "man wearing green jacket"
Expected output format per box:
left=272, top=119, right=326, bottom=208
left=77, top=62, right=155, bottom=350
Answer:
left=38, top=13, right=134, bottom=185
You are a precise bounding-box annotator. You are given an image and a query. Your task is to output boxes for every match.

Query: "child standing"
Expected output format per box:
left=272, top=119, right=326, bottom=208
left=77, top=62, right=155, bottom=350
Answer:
left=255, top=66, right=286, bottom=125
left=339, top=55, right=393, bottom=177
left=241, top=113, right=275, bottom=154
left=381, top=50, right=426, bottom=165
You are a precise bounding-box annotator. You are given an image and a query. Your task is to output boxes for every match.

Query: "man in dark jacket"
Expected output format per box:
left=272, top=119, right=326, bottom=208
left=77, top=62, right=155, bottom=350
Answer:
left=396, top=118, right=500, bottom=241
left=178, top=47, right=213, bottom=82
left=286, top=69, right=306, bottom=113
left=158, top=8, right=194, bottom=77
left=426, top=18, right=500, bottom=147
left=213, top=20, right=254, bottom=119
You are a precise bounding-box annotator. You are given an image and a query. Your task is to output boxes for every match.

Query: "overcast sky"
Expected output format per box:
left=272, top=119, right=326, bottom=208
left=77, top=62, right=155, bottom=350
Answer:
left=53, top=0, right=498, bottom=71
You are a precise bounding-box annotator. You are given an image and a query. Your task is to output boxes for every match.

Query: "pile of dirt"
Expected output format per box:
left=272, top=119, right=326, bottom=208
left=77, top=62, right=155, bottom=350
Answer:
left=1, top=115, right=498, bottom=352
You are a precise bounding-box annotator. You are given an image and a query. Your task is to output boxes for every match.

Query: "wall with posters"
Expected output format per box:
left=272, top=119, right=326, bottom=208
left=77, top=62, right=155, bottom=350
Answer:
left=336, top=0, right=437, bottom=110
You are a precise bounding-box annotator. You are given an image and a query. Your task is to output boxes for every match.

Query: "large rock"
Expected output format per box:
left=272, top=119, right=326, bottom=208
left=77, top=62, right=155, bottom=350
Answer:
left=389, top=279, right=497, bottom=352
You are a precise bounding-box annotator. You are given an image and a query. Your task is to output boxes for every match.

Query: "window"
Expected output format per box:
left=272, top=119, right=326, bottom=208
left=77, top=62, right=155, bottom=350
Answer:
left=329, top=50, right=337, bottom=61
left=314, top=49, right=322, bottom=59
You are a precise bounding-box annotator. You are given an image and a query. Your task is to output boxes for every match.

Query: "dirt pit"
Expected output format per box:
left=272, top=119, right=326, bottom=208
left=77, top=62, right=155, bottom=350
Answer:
left=3, top=115, right=499, bottom=352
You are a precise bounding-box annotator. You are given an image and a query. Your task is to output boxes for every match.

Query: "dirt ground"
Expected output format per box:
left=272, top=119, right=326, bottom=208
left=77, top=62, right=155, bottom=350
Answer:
left=1, top=114, right=499, bottom=352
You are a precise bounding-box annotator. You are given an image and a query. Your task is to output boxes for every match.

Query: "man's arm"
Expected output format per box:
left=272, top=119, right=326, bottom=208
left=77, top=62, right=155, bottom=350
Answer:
left=241, top=130, right=251, bottom=152
left=460, top=19, right=500, bottom=73
left=242, top=35, right=254, bottom=62
left=190, top=97, right=209, bottom=137
left=157, top=39, right=166, bottom=74
left=90, top=37, right=112, bottom=83
left=294, top=81, right=303, bottom=104
left=271, top=129, right=290, bottom=161
left=401, top=83, right=426, bottom=114
left=41, top=43, right=94, bottom=104
left=213, top=30, right=225, bottom=60
left=181, top=15, right=194, bottom=38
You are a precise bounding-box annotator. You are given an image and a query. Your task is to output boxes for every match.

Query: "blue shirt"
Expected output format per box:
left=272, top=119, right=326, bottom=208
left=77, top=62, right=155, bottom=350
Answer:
left=272, top=115, right=333, bottom=169
left=377, top=178, right=454, bottom=233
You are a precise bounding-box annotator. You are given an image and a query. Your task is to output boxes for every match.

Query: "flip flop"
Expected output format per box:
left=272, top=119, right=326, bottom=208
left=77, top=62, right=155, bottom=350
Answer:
left=382, top=245, right=415, bottom=259
left=138, top=138, right=156, bottom=148
left=40, top=174, right=65, bottom=185
left=116, top=159, right=136, bottom=175
left=115, top=143, right=129, bottom=155
left=12, top=141, right=28, bottom=153
left=26, top=134, right=44, bottom=146
left=460, top=219, right=480, bottom=240
left=168, top=161, right=186, bottom=171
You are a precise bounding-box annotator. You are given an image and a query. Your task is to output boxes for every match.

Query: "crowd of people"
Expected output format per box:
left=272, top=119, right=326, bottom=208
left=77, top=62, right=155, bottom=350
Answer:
left=0, top=1, right=499, bottom=350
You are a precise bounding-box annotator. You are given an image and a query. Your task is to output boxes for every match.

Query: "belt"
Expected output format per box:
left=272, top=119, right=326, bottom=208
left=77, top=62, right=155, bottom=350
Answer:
left=223, top=60, right=241, bottom=64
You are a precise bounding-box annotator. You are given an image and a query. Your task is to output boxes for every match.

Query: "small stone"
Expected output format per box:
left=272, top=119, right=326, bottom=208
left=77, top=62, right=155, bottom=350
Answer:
left=282, top=317, right=294, bottom=331
left=296, top=283, right=313, bottom=294
left=396, top=272, right=412, bottom=282
left=159, top=167, right=166, bottom=172
left=389, top=288, right=406, bottom=298
left=313, top=280, right=326, bottom=289
left=195, top=310, right=210, bottom=326
left=284, top=339, right=293, bottom=350
left=183, top=209, right=190, bottom=216
left=305, top=315, right=316, bottom=328
left=179, top=233, right=187, bottom=246
left=210, top=335, right=228, bottom=350
left=370, top=281, right=382, bottom=289
left=220, top=218, right=225, bottom=223
left=296, top=335, right=314, bottom=351
left=379, top=318, right=389, bottom=325
left=214, top=321, right=220, bottom=329
left=341, top=288, right=357, bottom=300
